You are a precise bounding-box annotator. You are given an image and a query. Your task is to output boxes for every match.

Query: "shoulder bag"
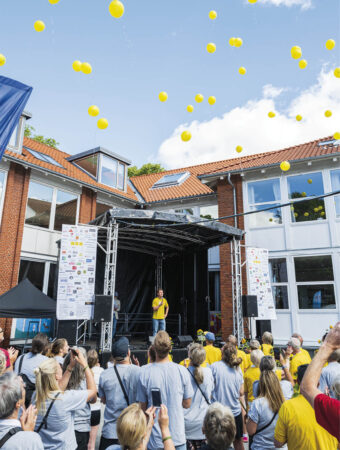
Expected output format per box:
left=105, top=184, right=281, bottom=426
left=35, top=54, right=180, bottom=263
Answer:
left=187, top=368, right=210, bottom=405
left=114, top=365, right=129, bottom=406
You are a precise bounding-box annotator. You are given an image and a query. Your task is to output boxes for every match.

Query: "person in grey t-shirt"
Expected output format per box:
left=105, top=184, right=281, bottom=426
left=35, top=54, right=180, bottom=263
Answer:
left=14, top=333, right=49, bottom=384
left=99, top=337, right=141, bottom=450
left=0, top=372, right=43, bottom=449
left=137, top=330, right=193, bottom=450
left=319, top=349, right=340, bottom=398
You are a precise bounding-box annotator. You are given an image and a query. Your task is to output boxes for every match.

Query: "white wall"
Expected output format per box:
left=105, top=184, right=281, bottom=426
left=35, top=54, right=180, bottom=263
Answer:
left=242, top=158, right=340, bottom=346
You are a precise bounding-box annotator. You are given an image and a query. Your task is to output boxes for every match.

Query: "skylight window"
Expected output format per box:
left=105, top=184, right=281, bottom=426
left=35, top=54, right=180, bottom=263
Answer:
left=152, top=172, right=190, bottom=189
left=318, top=139, right=339, bottom=147
left=26, top=148, right=64, bottom=169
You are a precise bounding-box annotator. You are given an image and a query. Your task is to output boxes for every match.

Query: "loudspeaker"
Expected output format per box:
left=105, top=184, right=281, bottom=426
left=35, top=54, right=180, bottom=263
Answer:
left=242, top=295, right=258, bottom=318
left=256, top=320, right=272, bottom=338
left=177, top=335, right=193, bottom=348
left=57, top=320, right=77, bottom=345
left=94, top=295, right=113, bottom=322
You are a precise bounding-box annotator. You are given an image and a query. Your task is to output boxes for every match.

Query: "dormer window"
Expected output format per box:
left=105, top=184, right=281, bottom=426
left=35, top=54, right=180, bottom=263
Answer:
left=67, top=147, right=130, bottom=192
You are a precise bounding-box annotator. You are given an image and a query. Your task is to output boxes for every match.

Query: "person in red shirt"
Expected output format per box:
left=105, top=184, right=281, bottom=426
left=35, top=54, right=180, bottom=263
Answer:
left=0, top=326, right=19, bottom=371
left=300, top=321, right=340, bottom=441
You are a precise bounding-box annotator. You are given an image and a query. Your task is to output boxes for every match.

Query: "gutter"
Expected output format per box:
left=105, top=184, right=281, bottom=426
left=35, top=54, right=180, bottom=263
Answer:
left=227, top=173, right=238, bottom=228
left=4, top=155, right=138, bottom=206
left=197, top=152, right=340, bottom=181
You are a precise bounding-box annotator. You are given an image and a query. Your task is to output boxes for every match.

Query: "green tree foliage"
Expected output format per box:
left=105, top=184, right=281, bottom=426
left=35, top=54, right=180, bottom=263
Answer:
left=24, top=125, right=60, bottom=149
left=128, top=163, right=165, bottom=178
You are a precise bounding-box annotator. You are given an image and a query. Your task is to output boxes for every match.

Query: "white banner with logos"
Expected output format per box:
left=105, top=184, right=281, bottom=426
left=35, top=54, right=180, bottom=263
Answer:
left=57, top=225, right=97, bottom=320
left=246, top=247, right=277, bottom=320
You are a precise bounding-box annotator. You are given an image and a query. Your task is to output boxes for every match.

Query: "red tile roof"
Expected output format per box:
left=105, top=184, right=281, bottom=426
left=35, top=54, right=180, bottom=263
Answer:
left=5, top=138, right=138, bottom=202
left=130, top=136, right=339, bottom=203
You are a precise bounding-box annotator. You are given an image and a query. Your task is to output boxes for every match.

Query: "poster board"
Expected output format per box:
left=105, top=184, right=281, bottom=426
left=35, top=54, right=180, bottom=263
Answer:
left=57, top=225, right=97, bottom=320
left=246, top=247, right=277, bottom=320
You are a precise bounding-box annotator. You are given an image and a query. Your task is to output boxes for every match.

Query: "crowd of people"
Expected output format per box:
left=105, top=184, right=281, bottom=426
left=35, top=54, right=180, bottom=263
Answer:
left=0, top=322, right=339, bottom=450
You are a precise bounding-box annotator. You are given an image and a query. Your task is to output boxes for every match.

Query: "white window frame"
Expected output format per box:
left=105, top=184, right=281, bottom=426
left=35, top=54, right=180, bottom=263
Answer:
left=246, top=176, right=283, bottom=229
left=330, top=168, right=340, bottom=220
left=0, top=169, right=8, bottom=226
left=269, top=257, right=290, bottom=311
left=25, top=179, right=80, bottom=232
left=98, top=154, right=126, bottom=191
left=293, top=254, right=337, bottom=311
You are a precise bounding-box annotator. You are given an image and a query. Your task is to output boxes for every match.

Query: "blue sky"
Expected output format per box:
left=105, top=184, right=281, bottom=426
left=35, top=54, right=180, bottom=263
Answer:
left=0, top=0, right=339, bottom=168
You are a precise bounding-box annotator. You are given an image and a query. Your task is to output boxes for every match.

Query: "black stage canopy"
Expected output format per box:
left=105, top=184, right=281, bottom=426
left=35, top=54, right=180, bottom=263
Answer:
left=90, top=209, right=243, bottom=336
left=91, top=208, right=243, bottom=256
left=0, top=279, right=56, bottom=318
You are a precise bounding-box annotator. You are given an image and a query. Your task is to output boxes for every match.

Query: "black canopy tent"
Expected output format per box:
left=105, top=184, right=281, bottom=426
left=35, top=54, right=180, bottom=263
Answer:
left=0, top=279, right=56, bottom=318
left=91, top=209, right=244, bottom=340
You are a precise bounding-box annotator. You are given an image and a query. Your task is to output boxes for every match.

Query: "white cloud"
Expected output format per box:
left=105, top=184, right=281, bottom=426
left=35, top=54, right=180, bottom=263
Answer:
left=262, top=84, right=286, bottom=99
left=257, top=0, right=312, bottom=10
left=156, top=70, right=340, bottom=169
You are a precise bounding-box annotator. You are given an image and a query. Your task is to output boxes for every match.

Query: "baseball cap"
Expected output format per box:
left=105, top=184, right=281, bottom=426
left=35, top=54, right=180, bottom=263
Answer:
left=205, top=332, right=215, bottom=341
left=112, top=337, right=129, bottom=358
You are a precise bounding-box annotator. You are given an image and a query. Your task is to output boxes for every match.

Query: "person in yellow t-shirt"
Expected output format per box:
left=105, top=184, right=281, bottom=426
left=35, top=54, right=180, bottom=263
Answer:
left=274, top=364, right=338, bottom=450
left=152, top=289, right=169, bottom=336
left=244, top=349, right=264, bottom=408
left=244, top=339, right=261, bottom=372
left=261, top=331, right=274, bottom=356
left=179, top=343, right=209, bottom=368
left=226, top=335, right=248, bottom=373
left=291, top=332, right=311, bottom=363
left=204, top=332, right=222, bottom=365
left=287, top=337, right=312, bottom=381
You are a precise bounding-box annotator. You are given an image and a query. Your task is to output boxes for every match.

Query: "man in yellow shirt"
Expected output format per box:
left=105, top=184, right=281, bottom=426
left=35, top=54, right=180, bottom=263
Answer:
left=291, top=332, right=311, bottom=363
left=152, top=289, right=169, bottom=336
left=274, top=364, right=338, bottom=450
left=244, top=349, right=263, bottom=407
left=287, top=337, right=312, bottom=381
left=261, top=331, right=274, bottom=356
left=204, top=332, right=222, bottom=365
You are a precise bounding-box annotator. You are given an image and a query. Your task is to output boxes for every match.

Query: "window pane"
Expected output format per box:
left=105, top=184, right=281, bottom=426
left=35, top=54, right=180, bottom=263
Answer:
left=117, top=163, right=125, bottom=190
left=287, top=172, right=324, bottom=199
left=249, top=203, right=282, bottom=227
left=54, top=190, right=77, bottom=231
left=269, top=258, right=288, bottom=283
left=248, top=179, right=281, bottom=204
left=101, top=155, right=117, bottom=188
left=331, top=170, right=340, bottom=218
left=96, top=202, right=111, bottom=218
left=47, top=263, right=57, bottom=299
left=19, top=259, right=45, bottom=291
left=272, top=286, right=289, bottom=309
left=200, top=205, right=218, bottom=219
left=0, top=171, right=5, bottom=204
left=294, top=256, right=334, bottom=282
left=25, top=181, right=53, bottom=229
left=297, top=285, right=336, bottom=309
left=75, top=154, right=98, bottom=178
left=290, top=199, right=326, bottom=222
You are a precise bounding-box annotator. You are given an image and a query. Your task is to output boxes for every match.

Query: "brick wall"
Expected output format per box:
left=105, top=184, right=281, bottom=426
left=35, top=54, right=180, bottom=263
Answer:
left=217, top=175, right=248, bottom=340
left=0, top=163, right=31, bottom=345
left=78, top=187, right=97, bottom=224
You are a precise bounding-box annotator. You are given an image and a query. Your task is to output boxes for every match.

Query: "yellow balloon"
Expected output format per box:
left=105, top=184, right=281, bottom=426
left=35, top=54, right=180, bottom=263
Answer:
left=209, top=10, right=217, bottom=20
left=239, top=66, right=246, bottom=75
left=291, top=45, right=302, bottom=59
left=97, top=118, right=108, bottom=129
left=334, top=132, right=340, bottom=140
left=34, top=20, right=45, bottom=32
left=81, top=62, right=92, bottom=74
left=324, top=110, right=332, bottom=118
left=88, top=105, right=100, bottom=117
left=187, top=105, right=194, bottom=113
left=304, top=212, right=309, bottom=217
left=294, top=212, right=298, bottom=217
left=313, top=207, right=319, bottom=212
left=248, top=0, right=258, bottom=3
left=195, top=94, right=204, bottom=103
left=301, top=192, right=307, bottom=197
left=208, top=96, right=216, bottom=105
left=72, top=60, right=82, bottom=72
left=280, top=161, right=290, bottom=171
left=158, top=91, right=168, bottom=102
left=109, top=0, right=124, bottom=18
left=296, top=115, right=302, bottom=121
left=0, top=54, right=6, bottom=66
left=234, top=38, right=243, bottom=48
left=181, top=131, right=192, bottom=142
left=207, top=43, right=216, bottom=53
left=334, top=67, right=340, bottom=78
left=299, top=59, right=307, bottom=69
left=48, top=0, right=60, bottom=4
left=307, top=178, right=313, bottom=184
left=229, top=37, right=236, bottom=47
left=326, top=39, right=335, bottom=50
left=236, top=145, right=243, bottom=153
left=268, top=111, right=276, bottom=118
left=320, top=211, right=325, bottom=216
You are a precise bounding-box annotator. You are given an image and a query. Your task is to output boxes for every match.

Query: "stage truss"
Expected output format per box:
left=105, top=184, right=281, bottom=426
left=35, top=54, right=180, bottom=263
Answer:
left=231, top=238, right=244, bottom=344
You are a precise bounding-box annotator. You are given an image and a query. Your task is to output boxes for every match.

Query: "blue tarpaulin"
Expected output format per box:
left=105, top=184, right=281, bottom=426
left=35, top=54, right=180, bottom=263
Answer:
left=0, top=76, right=32, bottom=160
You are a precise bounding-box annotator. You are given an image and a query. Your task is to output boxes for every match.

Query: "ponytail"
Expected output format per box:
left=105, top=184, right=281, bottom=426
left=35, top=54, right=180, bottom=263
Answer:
left=189, top=343, right=206, bottom=385
left=222, top=343, right=242, bottom=368
left=34, top=359, right=61, bottom=413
